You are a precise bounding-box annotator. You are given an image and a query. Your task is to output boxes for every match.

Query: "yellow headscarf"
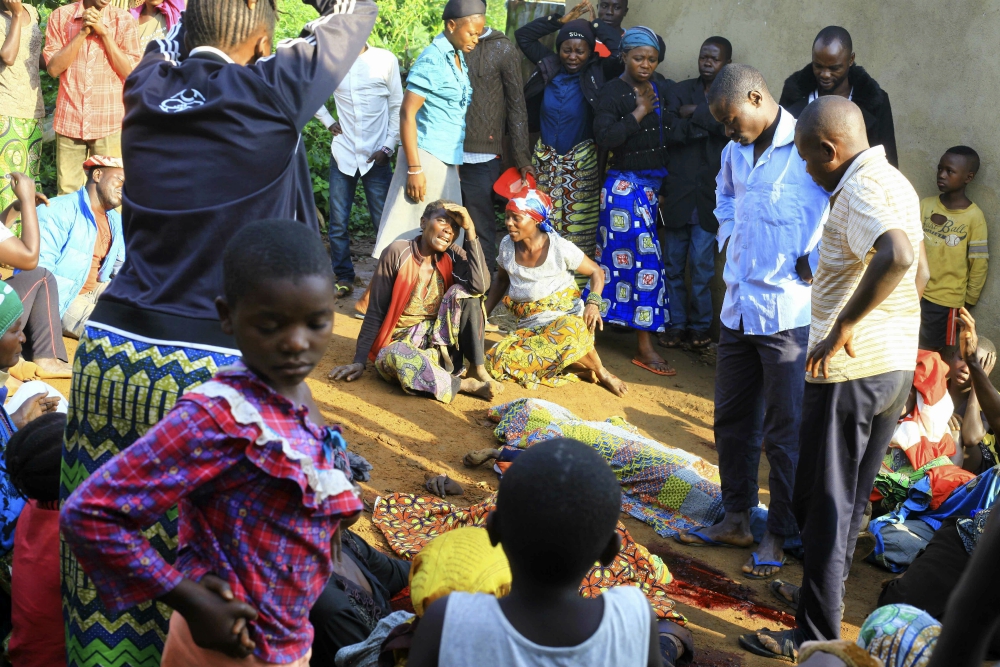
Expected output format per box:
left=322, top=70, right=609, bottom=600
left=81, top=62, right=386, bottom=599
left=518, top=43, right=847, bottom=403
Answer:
left=409, top=527, right=512, bottom=616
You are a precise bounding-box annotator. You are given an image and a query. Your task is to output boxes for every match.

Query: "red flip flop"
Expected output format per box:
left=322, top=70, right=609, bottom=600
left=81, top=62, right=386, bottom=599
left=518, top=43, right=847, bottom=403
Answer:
left=631, top=358, right=677, bottom=376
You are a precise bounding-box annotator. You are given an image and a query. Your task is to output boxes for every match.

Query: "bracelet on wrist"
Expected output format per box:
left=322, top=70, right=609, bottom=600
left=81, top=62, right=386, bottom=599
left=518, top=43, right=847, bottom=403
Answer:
left=585, top=293, right=602, bottom=306
left=407, top=168, right=423, bottom=175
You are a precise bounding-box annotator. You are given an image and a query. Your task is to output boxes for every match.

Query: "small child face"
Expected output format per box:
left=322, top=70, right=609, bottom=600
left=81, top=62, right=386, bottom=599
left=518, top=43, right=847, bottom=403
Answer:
left=936, top=153, right=974, bottom=193
left=221, top=276, right=335, bottom=389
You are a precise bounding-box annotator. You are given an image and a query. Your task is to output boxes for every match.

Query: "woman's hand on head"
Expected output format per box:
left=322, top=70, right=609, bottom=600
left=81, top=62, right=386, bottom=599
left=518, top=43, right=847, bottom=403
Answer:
left=583, top=303, right=603, bottom=333
left=329, top=363, right=365, bottom=383
left=441, top=202, right=476, bottom=240
left=406, top=172, right=427, bottom=203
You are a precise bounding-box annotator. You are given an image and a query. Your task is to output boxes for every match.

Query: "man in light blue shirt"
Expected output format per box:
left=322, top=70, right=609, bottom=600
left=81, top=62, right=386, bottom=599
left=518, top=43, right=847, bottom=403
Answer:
left=676, top=64, right=829, bottom=581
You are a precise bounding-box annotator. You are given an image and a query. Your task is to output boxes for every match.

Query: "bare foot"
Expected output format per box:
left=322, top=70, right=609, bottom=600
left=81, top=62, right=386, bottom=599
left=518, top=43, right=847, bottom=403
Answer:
left=33, top=357, right=73, bottom=378
left=742, top=530, right=786, bottom=578
left=596, top=367, right=628, bottom=396
left=466, top=365, right=504, bottom=393
left=463, top=448, right=500, bottom=467
left=424, top=474, right=463, bottom=497
left=459, top=377, right=498, bottom=401
left=574, top=369, right=598, bottom=383
left=676, top=512, right=754, bottom=548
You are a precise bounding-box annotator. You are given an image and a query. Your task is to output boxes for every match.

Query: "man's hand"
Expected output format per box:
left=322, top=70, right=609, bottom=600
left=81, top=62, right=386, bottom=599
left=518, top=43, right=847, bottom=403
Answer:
left=329, top=120, right=343, bottom=137
left=677, top=104, right=697, bottom=119
left=805, top=320, right=855, bottom=379
left=83, top=8, right=106, bottom=37
left=366, top=148, right=390, bottom=167
left=518, top=165, right=535, bottom=187
left=959, top=308, right=979, bottom=366
left=11, top=393, right=60, bottom=429
left=164, top=577, right=258, bottom=659
left=329, top=363, right=365, bottom=382
left=948, top=413, right=964, bottom=434
left=583, top=303, right=603, bottom=333
left=559, top=1, right=593, bottom=23
left=442, top=201, right=475, bottom=241
left=795, top=255, right=813, bottom=284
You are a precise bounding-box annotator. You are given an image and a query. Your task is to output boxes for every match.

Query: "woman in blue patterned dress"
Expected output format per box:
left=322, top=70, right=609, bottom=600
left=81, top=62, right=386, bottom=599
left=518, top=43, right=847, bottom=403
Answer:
left=591, top=27, right=674, bottom=376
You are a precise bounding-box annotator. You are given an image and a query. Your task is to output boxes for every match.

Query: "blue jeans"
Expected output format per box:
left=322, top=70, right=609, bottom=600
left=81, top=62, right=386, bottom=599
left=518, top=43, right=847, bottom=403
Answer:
left=328, top=159, right=393, bottom=282
left=662, top=221, right=715, bottom=332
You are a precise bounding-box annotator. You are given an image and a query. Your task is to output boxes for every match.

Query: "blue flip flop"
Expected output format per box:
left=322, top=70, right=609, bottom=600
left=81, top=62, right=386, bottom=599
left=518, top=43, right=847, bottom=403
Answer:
left=743, top=552, right=786, bottom=579
left=674, top=529, right=741, bottom=548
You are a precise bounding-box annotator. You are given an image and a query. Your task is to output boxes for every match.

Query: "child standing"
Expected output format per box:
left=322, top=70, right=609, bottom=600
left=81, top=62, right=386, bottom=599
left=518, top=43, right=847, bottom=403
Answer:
left=919, top=146, right=989, bottom=352
left=61, top=221, right=364, bottom=666
left=407, top=437, right=690, bottom=667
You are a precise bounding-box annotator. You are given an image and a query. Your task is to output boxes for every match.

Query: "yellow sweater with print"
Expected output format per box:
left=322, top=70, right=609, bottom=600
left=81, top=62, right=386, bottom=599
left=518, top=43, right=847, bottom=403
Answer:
left=921, top=196, right=989, bottom=307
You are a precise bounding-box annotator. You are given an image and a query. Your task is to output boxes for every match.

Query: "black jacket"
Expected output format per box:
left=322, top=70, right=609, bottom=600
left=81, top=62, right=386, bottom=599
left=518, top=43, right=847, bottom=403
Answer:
left=594, top=77, right=671, bottom=172
left=779, top=64, right=898, bottom=167
left=515, top=13, right=611, bottom=133
left=660, top=77, right=729, bottom=232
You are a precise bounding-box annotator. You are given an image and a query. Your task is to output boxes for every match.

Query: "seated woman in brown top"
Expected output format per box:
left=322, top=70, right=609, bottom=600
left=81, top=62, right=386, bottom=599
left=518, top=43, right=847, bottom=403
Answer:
left=329, top=201, right=498, bottom=403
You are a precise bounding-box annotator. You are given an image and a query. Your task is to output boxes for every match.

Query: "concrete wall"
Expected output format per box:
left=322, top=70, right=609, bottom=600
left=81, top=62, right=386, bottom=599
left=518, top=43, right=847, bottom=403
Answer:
left=566, top=0, right=1000, bottom=351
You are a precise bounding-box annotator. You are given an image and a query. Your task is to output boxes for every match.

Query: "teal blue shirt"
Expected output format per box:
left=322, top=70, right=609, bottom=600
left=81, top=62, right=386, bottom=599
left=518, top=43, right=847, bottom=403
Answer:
left=405, top=33, right=471, bottom=166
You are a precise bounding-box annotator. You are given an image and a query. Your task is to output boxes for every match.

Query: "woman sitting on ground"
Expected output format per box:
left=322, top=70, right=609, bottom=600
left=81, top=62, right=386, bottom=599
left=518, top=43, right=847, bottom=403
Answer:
left=330, top=201, right=498, bottom=403
left=0, top=174, right=71, bottom=378
left=484, top=189, right=626, bottom=397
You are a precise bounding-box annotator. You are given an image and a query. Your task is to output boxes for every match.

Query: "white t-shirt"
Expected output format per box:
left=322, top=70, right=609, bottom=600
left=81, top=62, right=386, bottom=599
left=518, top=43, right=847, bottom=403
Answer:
left=498, top=232, right=584, bottom=304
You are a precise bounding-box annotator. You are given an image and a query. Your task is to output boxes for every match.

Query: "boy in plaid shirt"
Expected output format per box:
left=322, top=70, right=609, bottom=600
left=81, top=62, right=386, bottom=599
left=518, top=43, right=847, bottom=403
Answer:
left=61, top=221, right=363, bottom=666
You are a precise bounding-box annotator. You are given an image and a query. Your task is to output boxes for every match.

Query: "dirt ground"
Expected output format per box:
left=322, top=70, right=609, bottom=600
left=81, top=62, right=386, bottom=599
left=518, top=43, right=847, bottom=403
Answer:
left=39, top=250, right=886, bottom=666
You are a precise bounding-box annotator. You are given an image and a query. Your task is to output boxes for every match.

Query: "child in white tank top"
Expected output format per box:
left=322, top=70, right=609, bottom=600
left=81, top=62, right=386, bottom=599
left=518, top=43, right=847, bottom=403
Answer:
left=405, top=437, right=693, bottom=667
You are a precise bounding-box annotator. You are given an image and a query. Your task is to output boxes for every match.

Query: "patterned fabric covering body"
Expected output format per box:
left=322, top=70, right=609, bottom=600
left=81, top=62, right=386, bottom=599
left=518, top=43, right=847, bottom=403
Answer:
left=0, top=404, right=19, bottom=595
left=532, top=139, right=600, bottom=288
left=374, top=284, right=478, bottom=404
left=372, top=493, right=685, bottom=623
left=857, top=604, right=941, bottom=667
left=60, top=326, right=239, bottom=667
left=485, top=286, right=594, bottom=389
left=869, top=464, right=1000, bottom=572
left=489, top=399, right=723, bottom=537
left=586, top=170, right=670, bottom=332
left=0, top=116, right=42, bottom=225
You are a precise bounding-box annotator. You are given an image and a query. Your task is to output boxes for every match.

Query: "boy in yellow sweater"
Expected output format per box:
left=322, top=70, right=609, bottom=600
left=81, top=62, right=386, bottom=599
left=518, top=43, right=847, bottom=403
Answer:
left=920, top=146, right=989, bottom=352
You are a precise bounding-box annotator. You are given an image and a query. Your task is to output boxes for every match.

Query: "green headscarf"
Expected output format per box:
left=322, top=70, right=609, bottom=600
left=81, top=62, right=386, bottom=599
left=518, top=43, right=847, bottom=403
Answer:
left=0, top=280, right=24, bottom=337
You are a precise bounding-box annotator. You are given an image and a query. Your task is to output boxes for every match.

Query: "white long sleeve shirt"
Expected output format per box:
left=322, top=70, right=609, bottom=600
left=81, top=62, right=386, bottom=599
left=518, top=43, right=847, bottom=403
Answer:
left=315, top=45, right=403, bottom=177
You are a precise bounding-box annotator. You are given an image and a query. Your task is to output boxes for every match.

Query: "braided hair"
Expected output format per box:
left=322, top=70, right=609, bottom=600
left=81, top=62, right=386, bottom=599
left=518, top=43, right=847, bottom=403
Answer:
left=4, top=412, right=65, bottom=503
left=185, top=0, right=277, bottom=50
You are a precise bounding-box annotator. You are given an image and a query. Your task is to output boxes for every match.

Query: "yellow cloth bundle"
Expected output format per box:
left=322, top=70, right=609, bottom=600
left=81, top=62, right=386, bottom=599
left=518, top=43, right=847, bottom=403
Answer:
left=409, top=527, right=512, bottom=616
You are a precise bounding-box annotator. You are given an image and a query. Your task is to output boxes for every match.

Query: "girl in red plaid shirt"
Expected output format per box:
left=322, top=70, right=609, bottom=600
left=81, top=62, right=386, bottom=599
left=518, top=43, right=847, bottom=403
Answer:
left=61, top=220, right=364, bottom=666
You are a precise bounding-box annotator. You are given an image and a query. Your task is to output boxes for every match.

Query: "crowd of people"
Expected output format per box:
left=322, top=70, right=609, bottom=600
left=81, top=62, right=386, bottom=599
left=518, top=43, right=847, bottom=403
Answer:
left=0, top=0, right=994, bottom=664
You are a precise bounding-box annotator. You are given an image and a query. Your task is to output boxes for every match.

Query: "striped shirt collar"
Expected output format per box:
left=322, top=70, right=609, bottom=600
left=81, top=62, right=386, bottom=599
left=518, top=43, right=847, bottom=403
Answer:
left=832, top=144, right=886, bottom=195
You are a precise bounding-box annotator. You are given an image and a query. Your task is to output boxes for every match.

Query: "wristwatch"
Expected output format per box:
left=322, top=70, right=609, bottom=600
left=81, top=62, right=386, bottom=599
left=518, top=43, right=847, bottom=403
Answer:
left=380, top=146, right=393, bottom=157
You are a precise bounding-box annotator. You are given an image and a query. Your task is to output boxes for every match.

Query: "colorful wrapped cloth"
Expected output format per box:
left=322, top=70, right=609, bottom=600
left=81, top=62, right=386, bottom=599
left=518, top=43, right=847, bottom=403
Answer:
left=869, top=464, right=1000, bottom=572
left=586, top=170, right=670, bottom=332
left=61, top=325, right=240, bottom=667
left=488, top=398, right=723, bottom=537
left=485, top=287, right=593, bottom=389
left=372, top=492, right=685, bottom=622
left=0, top=116, right=42, bottom=217
left=532, top=139, right=600, bottom=287
left=375, top=284, right=480, bottom=404
left=857, top=604, right=940, bottom=667
left=872, top=351, right=973, bottom=510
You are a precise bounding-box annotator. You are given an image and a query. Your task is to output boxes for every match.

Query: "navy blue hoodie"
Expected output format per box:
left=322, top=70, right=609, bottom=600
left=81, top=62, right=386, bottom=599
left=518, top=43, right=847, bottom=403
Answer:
left=92, top=0, right=377, bottom=349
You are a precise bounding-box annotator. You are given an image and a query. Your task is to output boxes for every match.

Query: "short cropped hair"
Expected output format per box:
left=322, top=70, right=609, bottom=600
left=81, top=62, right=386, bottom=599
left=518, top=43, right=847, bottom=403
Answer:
left=814, top=25, right=852, bottom=53
left=495, top=438, right=621, bottom=585
left=186, top=0, right=277, bottom=50
left=422, top=199, right=461, bottom=232
left=945, top=145, right=981, bottom=174
left=979, top=336, right=996, bottom=357
left=5, top=412, right=65, bottom=502
left=703, top=35, right=732, bottom=61
left=707, top=63, right=770, bottom=107
left=222, top=219, right=332, bottom=305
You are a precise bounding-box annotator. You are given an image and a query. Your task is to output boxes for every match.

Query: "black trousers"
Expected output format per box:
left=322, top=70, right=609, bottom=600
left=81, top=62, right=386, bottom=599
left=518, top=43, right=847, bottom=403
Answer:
left=7, top=267, right=68, bottom=362
left=793, top=370, right=912, bottom=641
left=460, top=157, right=503, bottom=272
left=879, top=516, right=1000, bottom=659
left=455, top=293, right=486, bottom=368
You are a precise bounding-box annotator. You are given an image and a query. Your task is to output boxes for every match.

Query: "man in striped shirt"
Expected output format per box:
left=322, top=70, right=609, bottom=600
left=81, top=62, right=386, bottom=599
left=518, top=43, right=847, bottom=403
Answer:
left=741, top=96, right=923, bottom=661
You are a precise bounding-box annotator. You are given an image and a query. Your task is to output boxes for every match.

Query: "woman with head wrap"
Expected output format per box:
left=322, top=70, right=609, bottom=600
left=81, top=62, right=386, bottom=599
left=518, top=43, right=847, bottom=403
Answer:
left=590, top=26, right=675, bottom=377
left=483, top=187, right=626, bottom=396
left=131, top=0, right=183, bottom=49
left=514, top=5, right=610, bottom=269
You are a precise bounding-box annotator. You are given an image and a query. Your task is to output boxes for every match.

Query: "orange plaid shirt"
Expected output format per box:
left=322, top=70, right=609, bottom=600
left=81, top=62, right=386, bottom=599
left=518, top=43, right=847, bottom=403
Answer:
left=43, top=2, right=140, bottom=141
